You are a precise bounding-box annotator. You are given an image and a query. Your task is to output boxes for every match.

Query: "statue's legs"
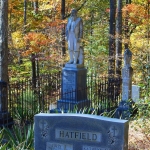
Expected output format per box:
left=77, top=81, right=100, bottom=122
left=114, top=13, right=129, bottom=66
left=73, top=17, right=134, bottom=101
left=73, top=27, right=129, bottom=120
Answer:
left=73, top=51, right=79, bottom=64
left=67, top=50, right=74, bottom=64
left=78, top=47, right=84, bottom=64
left=73, top=38, right=80, bottom=64
left=67, top=32, right=80, bottom=64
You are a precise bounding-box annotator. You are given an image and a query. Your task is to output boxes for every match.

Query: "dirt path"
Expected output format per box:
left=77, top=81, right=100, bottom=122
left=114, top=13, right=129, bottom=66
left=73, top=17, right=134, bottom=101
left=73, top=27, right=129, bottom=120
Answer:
left=128, top=120, right=150, bottom=150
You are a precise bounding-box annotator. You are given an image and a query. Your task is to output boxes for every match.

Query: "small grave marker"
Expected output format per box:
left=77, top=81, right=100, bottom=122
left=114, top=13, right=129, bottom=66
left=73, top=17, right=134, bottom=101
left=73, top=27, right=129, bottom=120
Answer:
left=34, top=113, right=129, bottom=150
left=132, top=85, right=140, bottom=102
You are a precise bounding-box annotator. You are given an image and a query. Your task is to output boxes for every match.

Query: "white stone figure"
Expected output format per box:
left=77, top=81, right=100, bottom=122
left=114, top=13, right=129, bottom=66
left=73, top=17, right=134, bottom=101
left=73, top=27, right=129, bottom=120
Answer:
left=65, top=9, right=83, bottom=64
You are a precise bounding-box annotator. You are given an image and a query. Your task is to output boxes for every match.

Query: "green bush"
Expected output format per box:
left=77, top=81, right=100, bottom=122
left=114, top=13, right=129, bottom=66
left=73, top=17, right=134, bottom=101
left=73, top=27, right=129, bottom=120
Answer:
left=4, top=124, right=34, bottom=150
left=130, top=97, right=150, bottom=148
left=13, top=90, right=40, bottom=124
left=0, top=129, right=9, bottom=150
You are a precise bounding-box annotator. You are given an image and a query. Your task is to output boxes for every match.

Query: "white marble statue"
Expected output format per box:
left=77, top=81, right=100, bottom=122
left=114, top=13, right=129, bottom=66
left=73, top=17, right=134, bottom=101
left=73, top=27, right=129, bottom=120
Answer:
left=65, top=9, right=83, bottom=64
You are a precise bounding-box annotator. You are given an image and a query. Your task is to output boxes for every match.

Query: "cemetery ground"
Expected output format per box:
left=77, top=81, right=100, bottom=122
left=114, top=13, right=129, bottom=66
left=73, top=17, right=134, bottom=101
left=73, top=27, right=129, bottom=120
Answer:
left=0, top=106, right=150, bottom=149
left=129, top=120, right=150, bottom=150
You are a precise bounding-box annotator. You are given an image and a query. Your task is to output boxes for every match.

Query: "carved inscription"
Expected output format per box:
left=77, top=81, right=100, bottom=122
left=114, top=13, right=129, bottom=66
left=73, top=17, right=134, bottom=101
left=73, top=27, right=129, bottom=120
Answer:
left=62, top=71, right=76, bottom=99
left=83, top=146, right=110, bottom=150
left=39, top=120, right=49, bottom=139
left=63, top=71, right=75, bottom=89
left=55, top=129, right=102, bottom=142
left=46, top=142, right=73, bottom=150
left=108, top=126, right=119, bottom=145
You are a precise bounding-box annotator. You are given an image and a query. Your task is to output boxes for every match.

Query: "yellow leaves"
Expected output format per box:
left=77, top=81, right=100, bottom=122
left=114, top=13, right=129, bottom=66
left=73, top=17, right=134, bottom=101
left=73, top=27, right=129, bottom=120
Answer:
left=39, top=0, right=60, bottom=11
left=131, top=28, right=148, bottom=49
left=12, top=31, right=25, bottom=49
left=132, top=0, right=149, bottom=4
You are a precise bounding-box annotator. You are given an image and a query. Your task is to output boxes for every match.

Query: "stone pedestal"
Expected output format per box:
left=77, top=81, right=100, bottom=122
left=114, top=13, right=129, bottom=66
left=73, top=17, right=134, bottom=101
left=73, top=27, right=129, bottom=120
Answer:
left=58, top=66, right=90, bottom=111
left=50, top=65, right=90, bottom=113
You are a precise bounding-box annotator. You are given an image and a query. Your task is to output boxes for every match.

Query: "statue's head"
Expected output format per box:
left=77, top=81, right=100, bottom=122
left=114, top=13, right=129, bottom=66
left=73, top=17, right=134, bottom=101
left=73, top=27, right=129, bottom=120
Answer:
left=124, top=48, right=132, bottom=67
left=124, top=48, right=132, bottom=58
left=71, top=9, right=77, bottom=21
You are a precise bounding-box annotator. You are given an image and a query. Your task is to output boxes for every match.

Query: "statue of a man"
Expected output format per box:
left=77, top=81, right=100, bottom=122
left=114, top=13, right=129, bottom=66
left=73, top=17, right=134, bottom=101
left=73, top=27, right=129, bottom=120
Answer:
left=65, top=9, right=83, bottom=64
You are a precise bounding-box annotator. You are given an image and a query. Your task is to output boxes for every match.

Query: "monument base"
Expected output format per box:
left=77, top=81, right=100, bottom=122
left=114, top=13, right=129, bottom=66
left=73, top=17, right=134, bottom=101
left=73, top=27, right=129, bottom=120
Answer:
left=50, top=100, right=90, bottom=113
left=0, top=112, right=13, bottom=128
left=61, top=67, right=87, bottom=101
left=57, top=99, right=90, bottom=111
left=115, top=100, right=134, bottom=119
left=50, top=66, right=91, bottom=113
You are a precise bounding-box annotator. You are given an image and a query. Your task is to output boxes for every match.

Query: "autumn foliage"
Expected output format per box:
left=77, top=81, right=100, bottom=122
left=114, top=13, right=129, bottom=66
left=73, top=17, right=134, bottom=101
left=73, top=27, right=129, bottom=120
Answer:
left=122, top=3, right=147, bottom=25
left=7, top=0, right=150, bottom=84
left=23, top=32, right=49, bottom=56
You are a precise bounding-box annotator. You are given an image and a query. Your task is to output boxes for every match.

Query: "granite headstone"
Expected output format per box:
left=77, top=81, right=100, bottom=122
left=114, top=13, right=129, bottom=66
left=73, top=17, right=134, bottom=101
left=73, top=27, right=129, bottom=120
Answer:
left=116, top=49, right=133, bottom=119
left=34, top=113, right=129, bottom=150
left=122, top=48, right=133, bottom=101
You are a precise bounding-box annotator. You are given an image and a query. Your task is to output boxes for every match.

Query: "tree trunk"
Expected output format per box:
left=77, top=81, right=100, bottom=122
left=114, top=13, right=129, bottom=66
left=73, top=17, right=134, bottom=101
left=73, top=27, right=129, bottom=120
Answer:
left=146, top=1, right=150, bottom=91
left=0, top=0, right=8, bottom=111
left=31, top=54, right=36, bottom=89
left=108, top=0, right=116, bottom=102
left=0, top=0, right=8, bottom=81
left=61, top=0, right=66, bottom=56
left=124, top=0, right=131, bottom=49
left=109, top=0, right=116, bottom=76
left=34, top=0, right=38, bottom=14
left=32, top=1, right=39, bottom=87
left=127, top=0, right=131, bottom=4
left=24, top=0, right=27, bottom=29
left=116, top=0, right=122, bottom=76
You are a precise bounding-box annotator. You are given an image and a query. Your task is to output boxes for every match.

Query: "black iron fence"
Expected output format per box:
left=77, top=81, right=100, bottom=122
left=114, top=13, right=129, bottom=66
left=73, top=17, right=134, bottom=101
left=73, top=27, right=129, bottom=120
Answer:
left=8, top=72, right=121, bottom=122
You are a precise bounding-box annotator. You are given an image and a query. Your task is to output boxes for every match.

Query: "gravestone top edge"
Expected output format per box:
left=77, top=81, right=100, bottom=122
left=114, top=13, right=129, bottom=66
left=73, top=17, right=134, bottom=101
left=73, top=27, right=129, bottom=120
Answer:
left=34, top=113, right=128, bottom=123
left=132, top=84, right=140, bottom=88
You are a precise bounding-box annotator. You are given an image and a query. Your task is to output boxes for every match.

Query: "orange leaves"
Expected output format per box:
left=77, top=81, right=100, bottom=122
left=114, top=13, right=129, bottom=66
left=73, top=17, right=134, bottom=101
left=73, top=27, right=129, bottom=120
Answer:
left=105, top=8, right=110, bottom=13
left=122, top=4, right=147, bottom=25
left=9, top=0, right=23, bottom=14
left=48, top=20, right=60, bottom=27
left=22, top=32, right=49, bottom=56
left=24, top=32, right=49, bottom=46
left=47, top=19, right=67, bottom=28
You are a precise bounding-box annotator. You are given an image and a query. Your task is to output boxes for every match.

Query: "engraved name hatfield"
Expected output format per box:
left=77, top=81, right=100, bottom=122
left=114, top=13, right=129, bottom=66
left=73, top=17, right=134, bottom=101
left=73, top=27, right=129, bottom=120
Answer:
left=55, top=129, right=102, bottom=142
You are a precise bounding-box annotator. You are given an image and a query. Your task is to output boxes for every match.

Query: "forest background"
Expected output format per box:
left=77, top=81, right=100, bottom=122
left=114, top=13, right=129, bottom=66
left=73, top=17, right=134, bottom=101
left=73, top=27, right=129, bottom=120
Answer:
left=8, top=0, right=150, bottom=96
left=0, top=1, right=149, bottom=149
